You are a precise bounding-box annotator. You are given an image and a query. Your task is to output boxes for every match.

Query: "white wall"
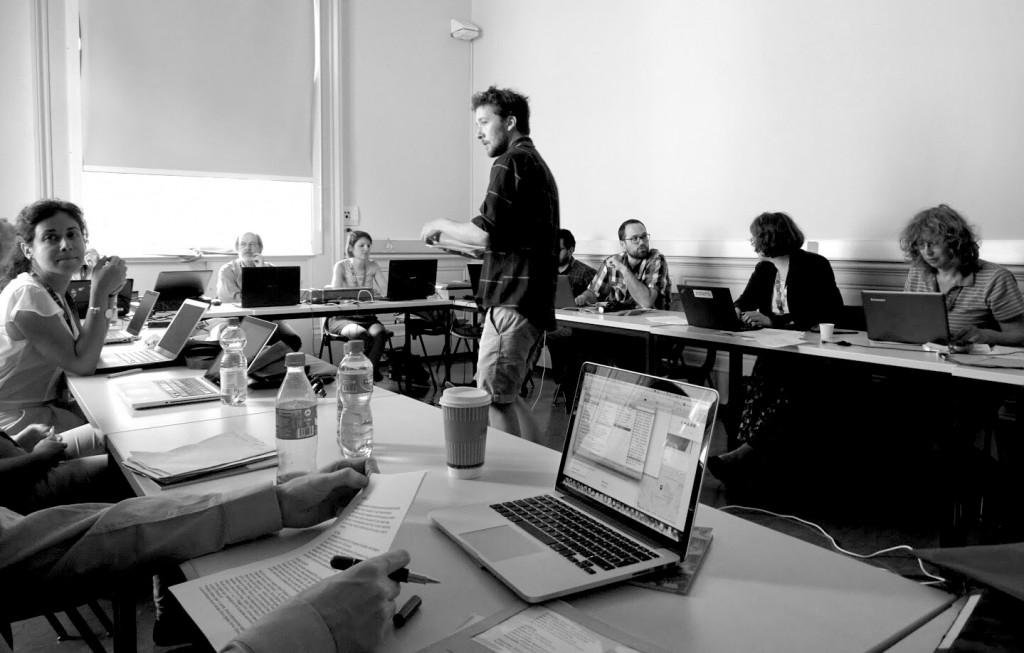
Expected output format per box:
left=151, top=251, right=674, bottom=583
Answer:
left=0, top=0, right=41, bottom=222
left=470, top=0, right=1024, bottom=258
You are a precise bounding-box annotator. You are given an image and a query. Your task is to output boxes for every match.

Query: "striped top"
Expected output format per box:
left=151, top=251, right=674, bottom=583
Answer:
left=904, top=259, right=1024, bottom=335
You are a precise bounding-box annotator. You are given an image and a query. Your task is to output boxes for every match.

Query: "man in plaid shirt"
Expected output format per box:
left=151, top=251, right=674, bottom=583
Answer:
left=577, top=219, right=672, bottom=310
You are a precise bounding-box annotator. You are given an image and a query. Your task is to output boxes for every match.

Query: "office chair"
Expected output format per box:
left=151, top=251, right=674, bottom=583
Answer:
left=317, top=318, right=397, bottom=380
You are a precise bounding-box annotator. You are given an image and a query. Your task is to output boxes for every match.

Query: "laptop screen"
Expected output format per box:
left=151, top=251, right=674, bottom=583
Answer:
left=386, top=259, right=438, bottom=300
left=153, top=270, right=212, bottom=310
left=205, top=316, right=278, bottom=381
left=556, top=364, right=718, bottom=547
left=156, top=299, right=207, bottom=355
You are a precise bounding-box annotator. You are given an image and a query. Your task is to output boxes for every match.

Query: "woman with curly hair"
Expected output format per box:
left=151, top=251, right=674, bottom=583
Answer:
left=900, top=204, right=1024, bottom=346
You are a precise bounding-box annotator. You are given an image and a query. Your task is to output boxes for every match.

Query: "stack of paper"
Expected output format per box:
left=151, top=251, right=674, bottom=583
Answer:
left=124, top=432, right=277, bottom=485
left=427, top=237, right=484, bottom=259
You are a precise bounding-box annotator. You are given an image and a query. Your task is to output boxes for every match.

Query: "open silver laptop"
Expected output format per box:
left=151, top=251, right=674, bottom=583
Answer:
left=97, top=299, right=207, bottom=372
left=862, top=290, right=949, bottom=346
left=116, top=317, right=277, bottom=409
left=105, top=290, right=160, bottom=344
left=430, top=362, right=719, bottom=603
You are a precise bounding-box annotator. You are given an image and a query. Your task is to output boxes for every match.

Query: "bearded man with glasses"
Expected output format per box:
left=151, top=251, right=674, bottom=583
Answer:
left=576, top=219, right=672, bottom=310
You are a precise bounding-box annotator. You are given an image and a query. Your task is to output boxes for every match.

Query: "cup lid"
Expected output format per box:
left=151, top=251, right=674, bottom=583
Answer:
left=440, top=386, right=491, bottom=408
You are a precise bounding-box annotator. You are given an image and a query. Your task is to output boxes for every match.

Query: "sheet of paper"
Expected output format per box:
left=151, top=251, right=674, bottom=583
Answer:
left=172, top=470, right=426, bottom=650
left=472, top=605, right=642, bottom=653
left=645, top=315, right=688, bottom=325
left=126, top=432, right=273, bottom=478
left=744, top=329, right=807, bottom=348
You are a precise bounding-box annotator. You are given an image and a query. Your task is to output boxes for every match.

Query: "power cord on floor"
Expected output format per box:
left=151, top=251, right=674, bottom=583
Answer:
left=719, top=504, right=947, bottom=585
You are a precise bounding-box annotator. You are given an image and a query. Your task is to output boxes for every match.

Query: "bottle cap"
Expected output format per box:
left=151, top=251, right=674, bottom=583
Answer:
left=285, top=352, right=305, bottom=367
left=344, top=340, right=365, bottom=355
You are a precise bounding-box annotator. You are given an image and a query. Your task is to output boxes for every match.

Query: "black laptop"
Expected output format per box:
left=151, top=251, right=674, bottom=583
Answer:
left=68, top=278, right=134, bottom=319
left=240, top=266, right=301, bottom=307
left=153, top=270, right=213, bottom=312
left=677, top=284, right=760, bottom=331
left=383, top=259, right=438, bottom=301
left=862, top=291, right=950, bottom=345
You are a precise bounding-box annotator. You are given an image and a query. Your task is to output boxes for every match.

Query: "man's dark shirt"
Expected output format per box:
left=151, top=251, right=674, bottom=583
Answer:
left=562, top=257, right=596, bottom=298
left=471, top=135, right=559, bottom=330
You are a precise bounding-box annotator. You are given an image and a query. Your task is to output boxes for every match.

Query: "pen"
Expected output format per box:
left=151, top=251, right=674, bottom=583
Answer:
left=393, top=595, right=422, bottom=628
left=108, top=368, right=143, bottom=379
left=329, top=555, right=440, bottom=584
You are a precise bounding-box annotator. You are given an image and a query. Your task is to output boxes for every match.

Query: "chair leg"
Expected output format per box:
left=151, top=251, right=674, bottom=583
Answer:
left=417, top=335, right=438, bottom=388
left=88, top=600, right=114, bottom=637
left=63, top=607, right=108, bottom=653
left=44, top=613, right=72, bottom=641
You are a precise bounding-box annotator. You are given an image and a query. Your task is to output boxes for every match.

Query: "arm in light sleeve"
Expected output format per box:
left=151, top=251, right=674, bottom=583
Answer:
left=0, top=485, right=282, bottom=587
left=221, top=600, right=336, bottom=653
left=218, top=262, right=243, bottom=303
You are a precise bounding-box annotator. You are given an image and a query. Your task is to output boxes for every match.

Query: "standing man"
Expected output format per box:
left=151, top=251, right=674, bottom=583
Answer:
left=422, top=87, right=559, bottom=441
left=577, top=219, right=672, bottom=310
left=217, top=232, right=303, bottom=352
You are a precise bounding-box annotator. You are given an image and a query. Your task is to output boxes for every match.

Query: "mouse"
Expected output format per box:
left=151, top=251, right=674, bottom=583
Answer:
left=210, top=298, right=222, bottom=306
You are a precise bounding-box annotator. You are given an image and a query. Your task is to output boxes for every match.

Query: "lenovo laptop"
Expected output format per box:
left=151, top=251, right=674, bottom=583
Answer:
left=430, top=362, right=719, bottom=603
left=382, top=259, right=438, bottom=301
left=152, top=270, right=212, bottom=312
left=240, top=266, right=301, bottom=307
left=105, top=290, right=160, bottom=344
left=862, top=290, right=950, bottom=345
left=678, top=285, right=759, bottom=331
left=116, top=317, right=277, bottom=409
left=97, top=299, right=207, bottom=372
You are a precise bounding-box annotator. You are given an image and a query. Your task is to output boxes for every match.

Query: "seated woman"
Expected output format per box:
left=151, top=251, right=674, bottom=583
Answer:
left=707, top=212, right=843, bottom=485
left=900, top=205, right=1024, bottom=346
left=327, top=230, right=389, bottom=381
left=0, top=200, right=128, bottom=509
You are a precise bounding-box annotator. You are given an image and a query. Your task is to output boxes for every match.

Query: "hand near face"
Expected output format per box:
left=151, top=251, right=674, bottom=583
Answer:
left=91, top=255, right=128, bottom=298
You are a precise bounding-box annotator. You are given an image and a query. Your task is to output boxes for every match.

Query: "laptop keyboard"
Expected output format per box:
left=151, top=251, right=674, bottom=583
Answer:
left=490, top=495, right=657, bottom=575
left=156, top=377, right=216, bottom=398
left=115, top=349, right=166, bottom=364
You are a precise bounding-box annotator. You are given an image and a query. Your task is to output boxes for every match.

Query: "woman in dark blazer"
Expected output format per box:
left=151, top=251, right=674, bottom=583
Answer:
left=707, top=212, right=843, bottom=485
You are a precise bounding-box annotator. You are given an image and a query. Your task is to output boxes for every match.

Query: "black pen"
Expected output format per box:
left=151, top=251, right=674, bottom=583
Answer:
left=329, top=555, right=440, bottom=584
left=393, top=595, right=422, bottom=628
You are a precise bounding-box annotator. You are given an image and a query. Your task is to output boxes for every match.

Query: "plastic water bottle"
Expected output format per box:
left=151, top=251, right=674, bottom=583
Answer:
left=218, top=318, right=247, bottom=406
left=337, top=340, right=374, bottom=457
left=276, top=352, right=319, bottom=484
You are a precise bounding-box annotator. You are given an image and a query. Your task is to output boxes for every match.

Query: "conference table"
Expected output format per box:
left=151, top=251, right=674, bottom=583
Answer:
left=71, top=371, right=957, bottom=652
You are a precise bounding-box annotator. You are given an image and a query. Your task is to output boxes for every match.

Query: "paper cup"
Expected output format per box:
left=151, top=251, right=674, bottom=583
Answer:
left=439, top=387, right=491, bottom=479
left=819, top=323, right=835, bottom=343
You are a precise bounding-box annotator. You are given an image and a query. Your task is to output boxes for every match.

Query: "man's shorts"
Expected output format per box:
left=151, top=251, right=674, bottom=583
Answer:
left=476, top=307, right=543, bottom=404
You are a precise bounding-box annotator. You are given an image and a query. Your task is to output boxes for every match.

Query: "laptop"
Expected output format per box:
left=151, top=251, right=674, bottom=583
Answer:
left=862, top=290, right=950, bottom=345
left=116, top=317, right=277, bottom=409
left=67, top=279, right=134, bottom=319
left=554, top=275, right=577, bottom=309
left=105, top=290, right=160, bottom=344
left=96, top=299, right=208, bottom=372
left=678, top=284, right=760, bottom=331
left=152, top=270, right=213, bottom=312
left=240, top=266, right=301, bottom=307
left=430, top=362, right=719, bottom=603
left=382, top=259, right=438, bottom=301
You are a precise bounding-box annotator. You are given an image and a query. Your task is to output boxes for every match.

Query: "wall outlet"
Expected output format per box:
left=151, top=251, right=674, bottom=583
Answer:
left=343, top=205, right=360, bottom=226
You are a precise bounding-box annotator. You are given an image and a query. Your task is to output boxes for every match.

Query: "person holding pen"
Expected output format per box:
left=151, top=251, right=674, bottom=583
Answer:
left=1, top=457, right=412, bottom=652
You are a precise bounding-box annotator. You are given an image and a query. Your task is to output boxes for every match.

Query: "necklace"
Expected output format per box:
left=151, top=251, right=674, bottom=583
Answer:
left=30, top=272, right=80, bottom=335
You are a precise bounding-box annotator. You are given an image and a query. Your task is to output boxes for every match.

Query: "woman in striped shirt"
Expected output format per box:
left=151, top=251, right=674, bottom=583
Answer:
left=900, top=205, right=1024, bottom=347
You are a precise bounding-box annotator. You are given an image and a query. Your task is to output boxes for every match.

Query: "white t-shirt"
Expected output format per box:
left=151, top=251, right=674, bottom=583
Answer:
left=0, top=273, right=75, bottom=411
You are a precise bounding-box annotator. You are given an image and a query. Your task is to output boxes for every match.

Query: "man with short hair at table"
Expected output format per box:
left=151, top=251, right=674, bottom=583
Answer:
left=576, top=219, right=672, bottom=310
left=0, top=458, right=409, bottom=652
left=217, top=231, right=303, bottom=352
left=421, top=86, right=559, bottom=442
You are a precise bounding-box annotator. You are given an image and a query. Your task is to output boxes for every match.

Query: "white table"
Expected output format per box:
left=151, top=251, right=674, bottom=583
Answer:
left=101, top=394, right=953, bottom=653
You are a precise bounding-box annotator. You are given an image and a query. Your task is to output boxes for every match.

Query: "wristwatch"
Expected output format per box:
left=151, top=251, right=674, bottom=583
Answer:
left=89, top=305, right=115, bottom=319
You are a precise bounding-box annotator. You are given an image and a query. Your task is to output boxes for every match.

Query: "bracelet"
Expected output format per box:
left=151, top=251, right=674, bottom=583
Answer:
left=88, top=306, right=104, bottom=316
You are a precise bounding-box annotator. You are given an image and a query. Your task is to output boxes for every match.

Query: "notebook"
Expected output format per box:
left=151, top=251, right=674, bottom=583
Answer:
left=382, top=259, right=438, bottom=301
left=862, top=290, right=950, bottom=345
left=67, top=279, right=134, bottom=319
left=554, top=275, right=577, bottom=309
left=105, top=290, right=160, bottom=344
left=430, top=362, right=719, bottom=603
left=152, top=270, right=213, bottom=312
left=677, top=285, right=759, bottom=331
left=116, top=317, right=277, bottom=409
left=96, top=299, right=207, bottom=372
left=240, top=266, right=301, bottom=307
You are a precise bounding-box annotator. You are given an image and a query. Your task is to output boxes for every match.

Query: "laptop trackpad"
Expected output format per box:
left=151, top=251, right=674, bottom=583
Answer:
left=463, top=525, right=545, bottom=561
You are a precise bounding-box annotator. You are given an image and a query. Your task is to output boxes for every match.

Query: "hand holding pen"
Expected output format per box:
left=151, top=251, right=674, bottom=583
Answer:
left=330, top=555, right=440, bottom=584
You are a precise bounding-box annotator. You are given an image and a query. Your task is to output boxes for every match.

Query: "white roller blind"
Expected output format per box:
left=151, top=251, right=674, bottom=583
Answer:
left=80, top=0, right=314, bottom=179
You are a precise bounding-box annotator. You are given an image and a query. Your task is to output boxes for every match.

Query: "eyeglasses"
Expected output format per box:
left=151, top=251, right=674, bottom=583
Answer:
left=914, top=240, right=943, bottom=251
left=624, top=233, right=650, bottom=245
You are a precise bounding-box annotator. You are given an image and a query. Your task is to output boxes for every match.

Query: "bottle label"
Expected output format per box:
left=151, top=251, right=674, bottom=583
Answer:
left=276, top=406, right=318, bottom=439
left=338, top=371, right=373, bottom=394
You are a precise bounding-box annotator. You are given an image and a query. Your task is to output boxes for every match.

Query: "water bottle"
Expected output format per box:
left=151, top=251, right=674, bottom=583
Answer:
left=218, top=318, right=247, bottom=406
left=337, top=340, right=374, bottom=457
left=276, top=352, right=319, bottom=484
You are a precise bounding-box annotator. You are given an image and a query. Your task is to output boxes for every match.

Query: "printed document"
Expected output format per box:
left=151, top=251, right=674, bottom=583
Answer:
left=172, top=470, right=426, bottom=650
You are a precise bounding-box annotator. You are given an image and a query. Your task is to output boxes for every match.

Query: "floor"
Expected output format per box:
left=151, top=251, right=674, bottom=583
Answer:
left=10, top=360, right=1020, bottom=652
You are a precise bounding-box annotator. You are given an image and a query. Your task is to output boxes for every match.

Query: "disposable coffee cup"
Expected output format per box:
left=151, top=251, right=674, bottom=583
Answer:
left=439, top=387, right=491, bottom=479
left=819, top=323, right=835, bottom=343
